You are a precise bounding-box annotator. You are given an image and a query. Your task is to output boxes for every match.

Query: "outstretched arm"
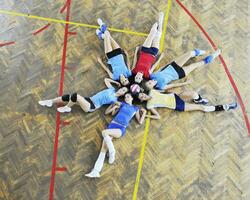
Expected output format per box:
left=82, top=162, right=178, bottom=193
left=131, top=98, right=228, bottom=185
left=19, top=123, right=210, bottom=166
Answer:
left=97, top=56, right=113, bottom=78
left=145, top=108, right=161, bottom=120
left=131, top=46, right=140, bottom=70
left=150, top=52, right=165, bottom=73
left=104, top=78, right=121, bottom=88
left=123, top=50, right=131, bottom=70
left=164, top=79, right=192, bottom=91
left=135, top=108, right=147, bottom=124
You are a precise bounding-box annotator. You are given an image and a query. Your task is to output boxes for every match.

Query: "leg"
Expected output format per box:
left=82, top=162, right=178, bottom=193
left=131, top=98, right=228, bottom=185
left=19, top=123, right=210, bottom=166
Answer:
left=104, top=31, right=113, bottom=54
left=39, top=94, right=70, bottom=107
left=152, top=12, right=164, bottom=49
left=102, top=129, right=122, bottom=164
left=57, top=93, right=91, bottom=113
left=184, top=103, right=215, bottom=112
left=176, top=90, right=199, bottom=102
left=85, top=140, right=107, bottom=178
left=174, top=51, right=194, bottom=67
left=109, top=33, right=120, bottom=49
left=142, top=23, right=158, bottom=47
left=182, top=60, right=205, bottom=76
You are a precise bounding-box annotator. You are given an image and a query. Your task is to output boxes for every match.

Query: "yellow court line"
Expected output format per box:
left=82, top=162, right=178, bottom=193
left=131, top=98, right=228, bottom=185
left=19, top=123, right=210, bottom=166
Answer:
left=132, top=0, right=172, bottom=199
left=0, top=9, right=148, bottom=37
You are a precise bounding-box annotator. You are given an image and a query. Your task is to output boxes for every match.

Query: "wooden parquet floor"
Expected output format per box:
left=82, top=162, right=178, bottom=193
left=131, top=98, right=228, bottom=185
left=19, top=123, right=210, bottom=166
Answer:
left=0, top=0, right=249, bottom=199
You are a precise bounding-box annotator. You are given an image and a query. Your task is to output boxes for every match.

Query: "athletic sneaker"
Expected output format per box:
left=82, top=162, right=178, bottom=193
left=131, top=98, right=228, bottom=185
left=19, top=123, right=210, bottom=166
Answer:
left=57, top=106, right=71, bottom=113
left=193, top=95, right=209, bottom=105
left=96, top=29, right=104, bottom=39
left=204, top=49, right=221, bottom=64
left=38, top=100, right=53, bottom=107
left=97, top=18, right=107, bottom=33
left=108, top=151, right=115, bottom=164
left=223, top=102, right=237, bottom=111
left=194, top=49, right=206, bottom=57
left=85, top=169, right=100, bottom=178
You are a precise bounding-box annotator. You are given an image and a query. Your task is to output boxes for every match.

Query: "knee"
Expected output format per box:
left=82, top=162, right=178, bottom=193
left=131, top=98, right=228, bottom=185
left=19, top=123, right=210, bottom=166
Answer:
left=61, top=94, right=70, bottom=102
left=102, top=130, right=108, bottom=137
left=70, top=93, right=77, bottom=102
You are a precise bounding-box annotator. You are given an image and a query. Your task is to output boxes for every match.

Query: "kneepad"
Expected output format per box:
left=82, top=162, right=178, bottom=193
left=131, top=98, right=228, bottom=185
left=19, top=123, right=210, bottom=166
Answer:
left=71, top=93, right=77, bottom=102
left=62, top=94, right=70, bottom=102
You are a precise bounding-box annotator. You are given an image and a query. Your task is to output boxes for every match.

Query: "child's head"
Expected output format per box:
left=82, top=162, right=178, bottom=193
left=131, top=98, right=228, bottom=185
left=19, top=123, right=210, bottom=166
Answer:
left=120, top=74, right=130, bottom=86
left=134, top=72, right=144, bottom=83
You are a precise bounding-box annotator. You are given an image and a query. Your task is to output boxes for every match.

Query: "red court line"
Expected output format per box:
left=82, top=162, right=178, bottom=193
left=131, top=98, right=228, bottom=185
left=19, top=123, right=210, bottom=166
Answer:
left=68, top=31, right=77, bottom=36
left=175, top=0, right=250, bottom=134
left=56, top=167, right=67, bottom=172
left=32, top=23, right=51, bottom=35
left=0, top=41, right=15, bottom=47
left=60, top=0, right=68, bottom=13
left=60, top=120, right=71, bottom=126
left=49, top=0, right=72, bottom=200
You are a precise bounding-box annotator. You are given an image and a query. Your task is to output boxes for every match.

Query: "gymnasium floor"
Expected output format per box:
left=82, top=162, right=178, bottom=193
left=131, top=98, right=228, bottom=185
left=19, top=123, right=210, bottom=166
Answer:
left=0, top=0, right=250, bottom=199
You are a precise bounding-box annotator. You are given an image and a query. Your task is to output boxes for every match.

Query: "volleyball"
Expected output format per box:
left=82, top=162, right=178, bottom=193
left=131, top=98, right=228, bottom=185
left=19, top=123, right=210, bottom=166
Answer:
left=130, top=84, right=141, bottom=94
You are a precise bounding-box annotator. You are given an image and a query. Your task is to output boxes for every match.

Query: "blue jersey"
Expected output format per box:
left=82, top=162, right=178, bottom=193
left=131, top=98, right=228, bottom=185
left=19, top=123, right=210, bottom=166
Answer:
left=107, top=54, right=132, bottom=80
left=150, top=65, right=179, bottom=89
left=113, top=102, right=139, bottom=127
left=90, top=87, right=117, bottom=108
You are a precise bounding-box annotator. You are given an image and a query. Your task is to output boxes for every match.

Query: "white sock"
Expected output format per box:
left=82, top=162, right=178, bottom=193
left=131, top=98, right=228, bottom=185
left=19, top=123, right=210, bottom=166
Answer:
left=203, top=106, right=215, bottom=112
left=93, top=152, right=106, bottom=172
left=192, top=93, right=199, bottom=100
left=103, top=135, right=115, bottom=153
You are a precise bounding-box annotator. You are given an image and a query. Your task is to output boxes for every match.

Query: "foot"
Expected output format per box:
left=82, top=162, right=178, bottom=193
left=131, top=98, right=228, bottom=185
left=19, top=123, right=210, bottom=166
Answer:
left=57, top=106, right=71, bottom=113
left=204, top=49, right=221, bottom=64
left=158, top=12, right=164, bottom=30
left=38, top=100, right=53, bottom=107
left=85, top=169, right=100, bottom=178
left=223, top=102, right=237, bottom=111
left=193, top=49, right=206, bottom=57
left=97, top=18, right=107, bottom=33
left=193, top=95, right=209, bottom=105
left=96, top=29, right=104, bottom=39
left=108, top=151, right=115, bottom=164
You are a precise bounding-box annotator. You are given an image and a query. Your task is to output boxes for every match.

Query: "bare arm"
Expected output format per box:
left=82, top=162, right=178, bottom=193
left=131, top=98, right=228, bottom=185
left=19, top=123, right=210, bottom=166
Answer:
left=104, top=78, right=121, bottom=88
left=105, top=103, right=121, bottom=115
left=131, top=46, right=140, bottom=70
left=135, top=108, right=147, bottom=124
left=164, top=79, right=192, bottom=91
left=145, top=108, right=161, bottom=120
left=123, top=50, right=131, bottom=70
left=150, top=52, right=164, bottom=73
left=97, top=57, right=113, bottom=78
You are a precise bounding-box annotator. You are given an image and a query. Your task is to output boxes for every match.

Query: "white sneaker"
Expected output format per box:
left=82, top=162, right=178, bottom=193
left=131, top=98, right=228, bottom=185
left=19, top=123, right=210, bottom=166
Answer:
left=211, top=49, right=221, bottom=60
left=108, top=151, right=115, bottom=164
left=57, top=106, right=71, bottom=113
left=38, top=100, right=53, bottom=107
left=85, top=169, right=100, bottom=178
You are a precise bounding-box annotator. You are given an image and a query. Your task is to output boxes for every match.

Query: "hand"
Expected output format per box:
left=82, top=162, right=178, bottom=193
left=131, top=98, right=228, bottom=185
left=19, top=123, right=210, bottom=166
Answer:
left=140, top=108, right=147, bottom=115
left=116, top=82, right=121, bottom=87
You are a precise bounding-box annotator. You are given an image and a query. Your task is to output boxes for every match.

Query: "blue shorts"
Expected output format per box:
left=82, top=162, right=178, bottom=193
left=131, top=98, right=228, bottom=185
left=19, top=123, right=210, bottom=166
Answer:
left=107, top=122, right=126, bottom=136
left=141, top=46, right=159, bottom=56
left=174, top=94, right=185, bottom=111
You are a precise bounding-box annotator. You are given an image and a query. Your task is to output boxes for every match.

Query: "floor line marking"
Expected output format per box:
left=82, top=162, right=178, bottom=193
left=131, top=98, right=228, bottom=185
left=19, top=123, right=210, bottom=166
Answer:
left=32, top=23, right=51, bottom=35
left=0, top=9, right=148, bottom=36
left=132, top=1, right=172, bottom=199
left=49, top=0, right=71, bottom=199
left=0, top=41, right=15, bottom=47
left=175, top=0, right=250, bottom=134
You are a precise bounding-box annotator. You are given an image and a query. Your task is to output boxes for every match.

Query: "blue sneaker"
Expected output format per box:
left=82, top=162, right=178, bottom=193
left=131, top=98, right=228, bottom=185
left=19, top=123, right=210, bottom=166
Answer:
left=194, top=49, right=206, bottom=56
left=204, top=49, right=221, bottom=64
left=96, top=29, right=104, bottom=39
left=224, top=102, right=237, bottom=111
left=97, top=18, right=107, bottom=33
